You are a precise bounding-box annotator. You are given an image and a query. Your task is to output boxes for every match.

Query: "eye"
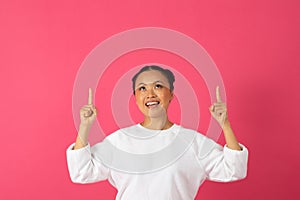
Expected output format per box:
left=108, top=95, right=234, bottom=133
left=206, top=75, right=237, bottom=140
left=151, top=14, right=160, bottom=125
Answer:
left=155, top=84, right=163, bottom=89
left=138, top=86, right=146, bottom=91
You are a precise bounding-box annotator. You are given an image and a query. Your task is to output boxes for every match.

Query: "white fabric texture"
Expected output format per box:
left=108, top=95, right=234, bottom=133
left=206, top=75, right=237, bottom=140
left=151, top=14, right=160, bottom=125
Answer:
left=66, top=124, right=248, bottom=200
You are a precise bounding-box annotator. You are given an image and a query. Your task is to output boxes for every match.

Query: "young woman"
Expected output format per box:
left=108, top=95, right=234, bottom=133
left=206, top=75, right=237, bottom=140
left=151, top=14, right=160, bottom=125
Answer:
left=66, top=65, right=248, bottom=200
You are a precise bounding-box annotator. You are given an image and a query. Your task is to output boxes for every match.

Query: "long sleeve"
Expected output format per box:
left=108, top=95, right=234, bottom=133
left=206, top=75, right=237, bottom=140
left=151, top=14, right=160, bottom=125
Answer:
left=195, top=135, right=248, bottom=182
left=66, top=143, right=110, bottom=184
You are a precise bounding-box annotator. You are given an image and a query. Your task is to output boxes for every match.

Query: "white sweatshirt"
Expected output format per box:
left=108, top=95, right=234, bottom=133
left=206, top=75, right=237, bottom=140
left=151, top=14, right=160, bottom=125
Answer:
left=66, top=124, right=248, bottom=200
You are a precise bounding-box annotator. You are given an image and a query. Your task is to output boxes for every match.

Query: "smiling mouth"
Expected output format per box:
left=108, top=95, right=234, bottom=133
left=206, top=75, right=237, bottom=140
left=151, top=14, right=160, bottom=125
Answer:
left=145, top=101, right=160, bottom=108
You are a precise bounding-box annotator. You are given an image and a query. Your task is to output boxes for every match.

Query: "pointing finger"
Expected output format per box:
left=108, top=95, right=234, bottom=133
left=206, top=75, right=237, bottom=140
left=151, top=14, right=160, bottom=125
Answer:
left=216, top=86, right=222, bottom=103
left=88, top=88, right=93, bottom=105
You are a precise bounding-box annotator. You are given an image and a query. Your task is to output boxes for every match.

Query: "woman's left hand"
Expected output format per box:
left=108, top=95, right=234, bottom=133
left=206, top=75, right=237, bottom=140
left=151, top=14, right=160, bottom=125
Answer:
left=209, top=86, right=228, bottom=128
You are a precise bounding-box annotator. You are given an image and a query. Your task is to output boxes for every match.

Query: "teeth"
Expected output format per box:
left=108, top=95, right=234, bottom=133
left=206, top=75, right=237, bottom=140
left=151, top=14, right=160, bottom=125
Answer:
left=146, top=102, right=159, bottom=106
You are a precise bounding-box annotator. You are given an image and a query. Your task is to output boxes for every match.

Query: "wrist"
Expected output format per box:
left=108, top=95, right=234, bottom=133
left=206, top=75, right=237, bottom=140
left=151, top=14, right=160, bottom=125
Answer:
left=79, top=123, right=92, bottom=131
left=222, top=119, right=231, bottom=130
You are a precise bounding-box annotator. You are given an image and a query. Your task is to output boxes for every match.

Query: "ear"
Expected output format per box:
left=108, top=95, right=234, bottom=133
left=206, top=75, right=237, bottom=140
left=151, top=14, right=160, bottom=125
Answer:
left=169, top=92, right=174, bottom=102
left=134, top=93, right=137, bottom=104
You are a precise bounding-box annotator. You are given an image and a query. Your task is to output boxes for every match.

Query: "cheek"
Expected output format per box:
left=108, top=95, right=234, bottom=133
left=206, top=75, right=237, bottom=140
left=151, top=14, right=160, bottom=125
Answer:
left=135, top=94, right=144, bottom=105
left=159, top=92, right=172, bottom=103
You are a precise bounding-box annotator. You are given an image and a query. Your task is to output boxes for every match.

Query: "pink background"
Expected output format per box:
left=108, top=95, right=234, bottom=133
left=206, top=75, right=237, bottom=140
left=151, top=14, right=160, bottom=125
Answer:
left=0, top=0, right=299, bottom=199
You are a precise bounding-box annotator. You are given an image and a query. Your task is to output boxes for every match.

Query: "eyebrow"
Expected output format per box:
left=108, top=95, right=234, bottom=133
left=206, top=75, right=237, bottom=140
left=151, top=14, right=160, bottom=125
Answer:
left=136, top=80, right=165, bottom=87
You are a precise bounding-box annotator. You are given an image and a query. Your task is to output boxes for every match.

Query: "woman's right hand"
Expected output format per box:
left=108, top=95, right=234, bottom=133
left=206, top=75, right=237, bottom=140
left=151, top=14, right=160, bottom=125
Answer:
left=74, top=88, right=97, bottom=149
left=79, top=88, right=97, bottom=128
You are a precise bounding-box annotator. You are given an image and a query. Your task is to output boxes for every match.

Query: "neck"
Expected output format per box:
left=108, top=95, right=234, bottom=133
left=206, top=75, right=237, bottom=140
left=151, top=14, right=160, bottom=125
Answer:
left=141, top=116, right=173, bottom=130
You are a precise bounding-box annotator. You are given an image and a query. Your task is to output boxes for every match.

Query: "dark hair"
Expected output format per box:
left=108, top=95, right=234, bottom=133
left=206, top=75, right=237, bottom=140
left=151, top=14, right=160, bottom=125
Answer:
left=132, top=65, right=175, bottom=94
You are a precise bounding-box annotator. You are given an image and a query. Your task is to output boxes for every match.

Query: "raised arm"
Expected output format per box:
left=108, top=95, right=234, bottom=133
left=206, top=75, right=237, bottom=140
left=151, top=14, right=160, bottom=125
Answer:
left=74, top=88, right=98, bottom=149
left=209, top=86, right=242, bottom=150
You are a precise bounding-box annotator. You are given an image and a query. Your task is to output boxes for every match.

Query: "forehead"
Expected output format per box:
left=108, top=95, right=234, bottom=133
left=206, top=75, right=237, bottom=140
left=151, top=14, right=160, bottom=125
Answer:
left=135, top=70, right=169, bottom=85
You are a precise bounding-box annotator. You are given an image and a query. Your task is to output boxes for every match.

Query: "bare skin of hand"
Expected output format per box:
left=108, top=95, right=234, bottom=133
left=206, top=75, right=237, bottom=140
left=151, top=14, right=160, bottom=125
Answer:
left=74, top=88, right=98, bottom=150
left=209, top=86, right=242, bottom=150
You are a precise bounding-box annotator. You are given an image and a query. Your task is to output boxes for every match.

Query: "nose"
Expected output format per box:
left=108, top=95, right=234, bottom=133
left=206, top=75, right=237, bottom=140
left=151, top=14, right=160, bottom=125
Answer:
left=147, top=88, right=156, bottom=98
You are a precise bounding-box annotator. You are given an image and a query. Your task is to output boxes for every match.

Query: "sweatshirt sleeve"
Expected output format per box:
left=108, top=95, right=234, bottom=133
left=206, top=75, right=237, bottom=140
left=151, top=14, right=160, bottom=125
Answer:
left=196, top=136, right=248, bottom=182
left=66, top=143, right=110, bottom=184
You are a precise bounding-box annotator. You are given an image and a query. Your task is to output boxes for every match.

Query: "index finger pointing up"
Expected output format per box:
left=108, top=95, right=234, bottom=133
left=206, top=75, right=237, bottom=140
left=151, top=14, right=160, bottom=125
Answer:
left=88, top=88, right=93, bottom=105
left=216, top=86, right=222, bottom=103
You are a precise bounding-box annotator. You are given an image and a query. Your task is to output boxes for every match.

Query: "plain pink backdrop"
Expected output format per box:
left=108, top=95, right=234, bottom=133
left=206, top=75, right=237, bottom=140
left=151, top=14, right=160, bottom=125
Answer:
left=0, top=0, right=299, bottom=199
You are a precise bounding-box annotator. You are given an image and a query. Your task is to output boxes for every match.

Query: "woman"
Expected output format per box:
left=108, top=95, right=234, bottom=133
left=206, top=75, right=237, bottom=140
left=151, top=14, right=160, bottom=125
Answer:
left=66, top=65, right=248, bottom=200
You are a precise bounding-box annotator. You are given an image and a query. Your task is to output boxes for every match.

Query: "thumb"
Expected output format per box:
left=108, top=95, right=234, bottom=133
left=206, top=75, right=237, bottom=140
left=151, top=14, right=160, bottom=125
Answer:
left=209, top=105, right=215, bottom=112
